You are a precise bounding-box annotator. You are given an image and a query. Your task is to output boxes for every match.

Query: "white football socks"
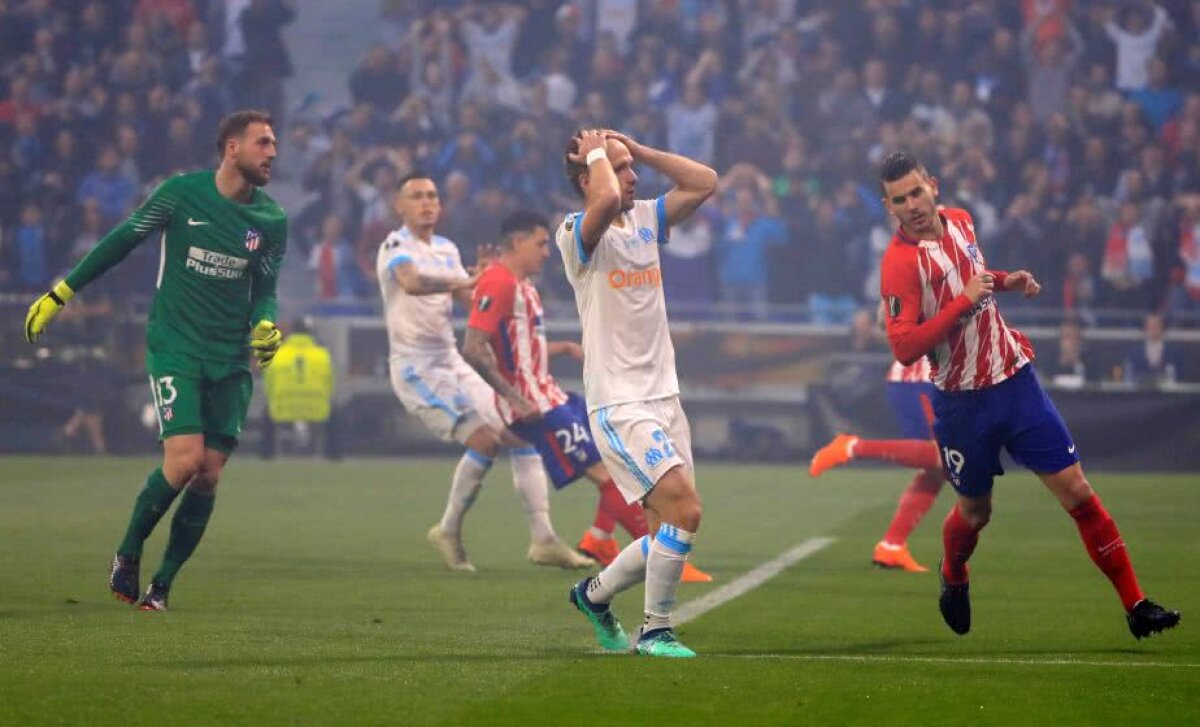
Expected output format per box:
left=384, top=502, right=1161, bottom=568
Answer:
left=587, top=535, right=649, bottom=605
left=643, top=524, right=695, bottom=632
left=438, top=449, right=491, bottom=535
left=510, top=448, right=558, bottom=544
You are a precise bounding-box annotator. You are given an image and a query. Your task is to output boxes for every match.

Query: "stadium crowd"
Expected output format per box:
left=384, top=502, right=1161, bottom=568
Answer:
left=0, top=0, right=295, bottom=300
left=2, top=0, right=1199, bottom=328
left=293, top=0, right=1200, bottom=327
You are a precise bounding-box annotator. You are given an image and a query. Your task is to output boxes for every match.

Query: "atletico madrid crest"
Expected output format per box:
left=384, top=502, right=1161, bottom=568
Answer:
left=244, top=228, right=262, bottom=252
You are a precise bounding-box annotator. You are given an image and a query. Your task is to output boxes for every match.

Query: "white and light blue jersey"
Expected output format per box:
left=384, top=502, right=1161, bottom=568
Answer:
left=556, top=197, right=679, bottom=411
left=376, top=225, right=469, bottom=358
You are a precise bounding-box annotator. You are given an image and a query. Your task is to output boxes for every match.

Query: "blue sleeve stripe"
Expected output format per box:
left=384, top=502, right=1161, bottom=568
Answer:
left=655, top=195, right=668, bottom=244
left=573, top=212, right=589, bottom=264
left=596, top=407, right=655, bottom=491
left=387, top=254, right=413, bottom=271
left=640, top=534, right=650, bottom=557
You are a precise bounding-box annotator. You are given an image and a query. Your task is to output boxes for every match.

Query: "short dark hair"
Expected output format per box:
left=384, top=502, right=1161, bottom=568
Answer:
left=500, top=209, right=549, bottom=243
left=397, top=170, right=435, bottom=192
left=564, top=130, right=587, bottom=197
left=879, top=151, right=925, bottom=191
left=215, top=109, right=272, bottom=155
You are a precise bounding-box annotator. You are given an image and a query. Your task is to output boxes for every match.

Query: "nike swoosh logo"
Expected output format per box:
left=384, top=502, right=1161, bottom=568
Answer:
left=1068, top=445, right=1076, bottom=454
left=187, top=218, right=209, bottom=226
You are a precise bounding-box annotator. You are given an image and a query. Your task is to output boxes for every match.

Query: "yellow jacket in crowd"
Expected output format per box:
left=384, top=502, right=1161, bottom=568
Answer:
left=263, top=333, right=333, bottom=423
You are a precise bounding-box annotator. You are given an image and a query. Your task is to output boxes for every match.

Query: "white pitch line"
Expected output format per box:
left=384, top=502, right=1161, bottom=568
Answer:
left=675, top=536, right=836, bottom=626
left=728, top=654, right=1200, bottom=669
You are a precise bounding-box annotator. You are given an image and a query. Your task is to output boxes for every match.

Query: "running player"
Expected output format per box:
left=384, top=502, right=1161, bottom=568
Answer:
left=878, top=151, right=1179, bottom=639
left=25, top=110, right=288, bottom=611
left=560, top=129, right=718, bottom=658
left=376, top=172, right=592, bottom=573
left=461, top=209, right=711, bottom=582
left=810, top=308, right=946, bottom=572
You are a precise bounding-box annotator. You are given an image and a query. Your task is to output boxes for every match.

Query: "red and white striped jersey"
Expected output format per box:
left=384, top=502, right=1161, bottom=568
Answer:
left=886, top=357, right=932, bottom=383
left=880, top=207, right=1034, bottom=391
left=467, top=262, right=568, bottom=423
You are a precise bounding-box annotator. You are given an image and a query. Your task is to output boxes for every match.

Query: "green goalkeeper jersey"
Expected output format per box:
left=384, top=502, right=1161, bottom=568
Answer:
left=65, top=170, right=288, bottom=363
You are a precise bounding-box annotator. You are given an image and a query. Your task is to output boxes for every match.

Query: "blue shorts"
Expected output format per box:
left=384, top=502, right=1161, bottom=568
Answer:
left=886, top=381, right=937, bottom=440
left=932, top=365, right=1079, bottom=498
left=508, top=392, right=603, bottom=490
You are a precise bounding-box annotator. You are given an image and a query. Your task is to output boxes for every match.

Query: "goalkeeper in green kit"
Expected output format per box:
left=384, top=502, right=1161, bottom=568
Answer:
left=24, top=110, right=288, bottom=611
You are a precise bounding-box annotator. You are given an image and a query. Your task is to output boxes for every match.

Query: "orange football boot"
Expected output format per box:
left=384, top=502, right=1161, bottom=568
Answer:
left=809, top=434, right=859, bottom=477
left=872, top=541, right=929, bottom=573
left=577, top=531, right=621, bottom=566
left=681, top=561, right=713, bottom=583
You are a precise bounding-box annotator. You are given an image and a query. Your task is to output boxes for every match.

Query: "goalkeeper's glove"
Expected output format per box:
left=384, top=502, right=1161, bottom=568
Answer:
left=249, top=320, right=283, bottom=369
left=25, top=281, right=75, bottom=343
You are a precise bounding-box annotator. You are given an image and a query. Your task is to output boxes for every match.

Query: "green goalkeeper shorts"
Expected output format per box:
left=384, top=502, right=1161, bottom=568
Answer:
left=146, top=350, right=253, bottom=454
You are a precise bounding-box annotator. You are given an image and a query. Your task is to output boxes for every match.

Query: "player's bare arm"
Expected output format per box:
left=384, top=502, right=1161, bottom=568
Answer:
left=568, top=129, right=622, bottom=256
left=546, top=341, right=584, bottom=361
left=462, top=326, right=538, bottom=420
left=392, top=260, right=477, bottom=297
left=604, top=130, right=717, bottom=226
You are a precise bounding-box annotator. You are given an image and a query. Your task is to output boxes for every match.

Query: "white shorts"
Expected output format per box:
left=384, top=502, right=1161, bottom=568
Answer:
left=589, top=396, right=694, bottom=504
left=389, top=352, right=503, bottom=444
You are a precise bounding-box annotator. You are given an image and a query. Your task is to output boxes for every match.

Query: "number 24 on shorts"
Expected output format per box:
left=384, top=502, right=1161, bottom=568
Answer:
left=555, top=421, right=592, bottom=455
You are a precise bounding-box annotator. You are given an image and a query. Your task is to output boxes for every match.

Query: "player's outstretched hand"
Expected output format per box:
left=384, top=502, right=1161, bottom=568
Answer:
left=963, top=273, right=995, bottom=304
left=1004, top=270, right=1042, bottom=298
left=249, top=320, right=283, bottom=369
left=568, top=129, right=607, bottom=165
left=24, top=281, right=74, bottom=343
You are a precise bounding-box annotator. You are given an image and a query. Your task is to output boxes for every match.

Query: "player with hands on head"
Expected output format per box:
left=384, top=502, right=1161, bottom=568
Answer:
left=559, top=127, right=718, bottom=657
left=877, top=150, right=1178, bottom=640
left=462, top=209, right=712, bottom=581
left=27, top=110, right=288, bottom=611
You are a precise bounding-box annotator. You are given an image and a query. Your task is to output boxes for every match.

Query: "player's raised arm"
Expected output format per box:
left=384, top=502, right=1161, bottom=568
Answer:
left=604, top=130, right=718, bottom=227
left=25, top=176, right=181, bottom=343
left=565, top=129, right=622, bottom=257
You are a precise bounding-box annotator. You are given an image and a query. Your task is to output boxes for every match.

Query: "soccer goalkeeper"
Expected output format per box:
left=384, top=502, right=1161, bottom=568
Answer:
left=24, top=110, right=289, bottom=611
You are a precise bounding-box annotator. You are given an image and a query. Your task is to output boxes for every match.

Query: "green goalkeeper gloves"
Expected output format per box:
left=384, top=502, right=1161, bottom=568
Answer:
left=249, top=320, right=283, bottom=368
left=24, top=281, right=75, bottom=343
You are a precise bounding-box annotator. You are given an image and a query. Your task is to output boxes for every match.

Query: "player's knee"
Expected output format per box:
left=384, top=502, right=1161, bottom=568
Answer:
left=960, top=502, right=991, bottom=529
left=651, top=473, right=702, bottom=532
left=465, top=427, right=499, bottom=458
left=190, top=469, right=220, bottom=494
left=166, top=450, right=205, bottom=483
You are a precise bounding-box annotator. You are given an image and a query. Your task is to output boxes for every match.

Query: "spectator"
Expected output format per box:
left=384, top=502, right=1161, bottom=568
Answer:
left=76, top=146, right=137, bottom=223
left=665, top=79, right=719, bottom=166
left=1101, top=201, right=1156, bottom=308
left=1128, top=57, right=1184, bottom=131
left=238, top=0, right=295, bottom=125
left=14, top=201, right=49, bottom=291
left=661, top=202, right=717, bottom=312
left=1050, top=317, right=1091, bottom=387
left=1022, top=12, right=1085, bottom=122
left=1124, top=312, right=1181, bottom=384
left=350, top=45, right=408, bottom=114
left=1104, top=1, right=1172, bottom=92
left=714, top=166, right=788, bottom=319
left=309, top=214, right=363, bottom=302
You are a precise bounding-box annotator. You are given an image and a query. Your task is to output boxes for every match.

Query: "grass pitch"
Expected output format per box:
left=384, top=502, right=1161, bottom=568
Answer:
left=1, top=456, right=1196, bottom=725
